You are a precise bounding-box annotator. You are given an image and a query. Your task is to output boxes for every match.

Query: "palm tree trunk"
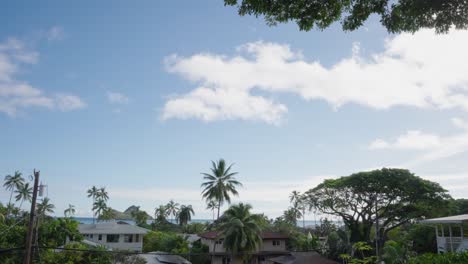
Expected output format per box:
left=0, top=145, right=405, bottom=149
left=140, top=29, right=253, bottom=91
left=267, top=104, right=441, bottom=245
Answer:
left=217, top=200, right=221, bottom=220
left=302, top=208, right=305, bottom=229
left=7, top=189, right=14, bottom=216
left=19, top=200, right=24, bottom=210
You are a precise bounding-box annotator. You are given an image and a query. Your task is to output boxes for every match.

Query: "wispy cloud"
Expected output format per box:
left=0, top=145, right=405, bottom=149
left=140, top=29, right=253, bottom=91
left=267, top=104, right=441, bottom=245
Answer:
left=370, top=118, right=468, bottom=165
left=163, top=29, right=468, bottom=124
left=46, top=26, right=65, bottom=41
left=0, top=37, right=85, bottom=116
left=106, top=91, right=129, bottom=104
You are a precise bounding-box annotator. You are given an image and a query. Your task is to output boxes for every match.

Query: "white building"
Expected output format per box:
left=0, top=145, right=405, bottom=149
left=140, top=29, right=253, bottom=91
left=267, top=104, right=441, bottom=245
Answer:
left=78, top=221, right=150, bottom=252
left=421, top=214, right=468, bottom=253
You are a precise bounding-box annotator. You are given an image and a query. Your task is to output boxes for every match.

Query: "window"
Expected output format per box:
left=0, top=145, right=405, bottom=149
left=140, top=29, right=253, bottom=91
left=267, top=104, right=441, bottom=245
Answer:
left=272, top=240, right=281, bottom=246
left=90, top=234, right=93, bottom=239
left=216, top=239, right=224, bottom=245
left=106, top=234, right=120, bottom=243
left=98, top=234, right=102, bottom=241
left=124, top=234, right=133, bottom=243
left=135, top=234, right=140, bottom=243
left=222, top=256, right=231, bottom=264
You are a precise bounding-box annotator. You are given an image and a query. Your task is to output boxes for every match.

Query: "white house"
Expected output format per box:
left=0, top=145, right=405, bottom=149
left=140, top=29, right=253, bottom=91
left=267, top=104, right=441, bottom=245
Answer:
left=78, top=221, right=150, bottom=252
left=421, top=214, right=468, bottom=253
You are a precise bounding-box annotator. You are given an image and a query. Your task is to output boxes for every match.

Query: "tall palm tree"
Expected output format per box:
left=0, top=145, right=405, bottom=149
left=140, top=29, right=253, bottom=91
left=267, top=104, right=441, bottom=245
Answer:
left=177, top=205, right=195, bottom=226
left=37, top=198, right=55, bottom=217
left=87, top=186, right=99, bottom=223
left=290, top=190, right=306, bottom=228
left=206, top=200, right=217, bottom=221
left=201, top=159, right=242, bottom=219
left=97, top=187, right=109, bottom=202
left=15, top=182, right=32, bottom=209
left=64, top=204, right=76, bottom=217
left=93, top=199, right=107, bottom=220
left=165, top=200, right=180, bottom=223
left=3, top=171, right=25, bottom=213
left=219, top=203, right=263, bottom=259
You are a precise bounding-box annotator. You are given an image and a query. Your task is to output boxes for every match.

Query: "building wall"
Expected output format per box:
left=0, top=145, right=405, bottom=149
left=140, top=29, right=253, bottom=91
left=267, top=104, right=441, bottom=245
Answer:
left=259, top=239, right=287, bottom=252
left=83, top=233, right=143, bottom=251
left=201, top=238, right=227, bottom=253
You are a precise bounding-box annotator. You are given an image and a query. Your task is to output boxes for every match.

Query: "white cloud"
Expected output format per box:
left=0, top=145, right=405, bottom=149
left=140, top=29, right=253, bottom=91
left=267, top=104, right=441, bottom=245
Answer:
left=0, top=37, right=85, bottom=116
left=369, top=118, right=468, bottom=164
left=106, top=91, right=129, bottom=104
left=46, top=26, right=65, bottom=41
left=369, top=131, right=442, bottom=150
left=163, top=29, right=468, bottom=124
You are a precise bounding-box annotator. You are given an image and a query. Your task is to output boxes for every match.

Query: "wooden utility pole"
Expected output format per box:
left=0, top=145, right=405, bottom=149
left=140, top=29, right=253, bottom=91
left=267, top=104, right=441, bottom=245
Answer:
left=24, top=170, right=40, bottom=264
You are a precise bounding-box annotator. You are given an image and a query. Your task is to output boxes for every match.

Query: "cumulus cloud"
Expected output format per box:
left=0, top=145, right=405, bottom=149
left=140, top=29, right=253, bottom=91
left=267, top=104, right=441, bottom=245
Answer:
left=369, top=118, right=468, bottom=164
left=106, top=91, right=129, bottom=104
left=162, top=29, right=468, bottom=124
left=0, top=37, right=85, bottom=116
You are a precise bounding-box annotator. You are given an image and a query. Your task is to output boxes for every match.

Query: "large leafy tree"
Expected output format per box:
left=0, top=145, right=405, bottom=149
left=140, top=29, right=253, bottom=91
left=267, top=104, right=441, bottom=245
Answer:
left=224, top=0, right=468, bottom=33
left=3, top=171, right=25, bottom=210
left=177, top=205, right=195, bottom=226
left=219, top=203, right=263, bottom=259
left=15, top=182, right=32, bottom=210
left=201, top=159, right=242, bottom=219
left=305, top=168, right=450, bottom=245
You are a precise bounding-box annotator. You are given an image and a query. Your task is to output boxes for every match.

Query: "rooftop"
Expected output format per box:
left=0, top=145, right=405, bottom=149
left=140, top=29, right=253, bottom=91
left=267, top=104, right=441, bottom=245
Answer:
left=420, top=214, right=468, bottom=224
left=78, top=222, right=150, bottom=235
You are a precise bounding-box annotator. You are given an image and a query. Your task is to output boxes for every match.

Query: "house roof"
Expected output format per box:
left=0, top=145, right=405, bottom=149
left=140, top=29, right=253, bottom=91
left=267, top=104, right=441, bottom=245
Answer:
left=78, top=222, right=150, bottom=234
left=199, top=231, right=288, bottom=240
left=420, top=214, right=468, bottom=224
left=140, top=252, right=191, bottom=264
left=268, top=252, right=338, bottom=264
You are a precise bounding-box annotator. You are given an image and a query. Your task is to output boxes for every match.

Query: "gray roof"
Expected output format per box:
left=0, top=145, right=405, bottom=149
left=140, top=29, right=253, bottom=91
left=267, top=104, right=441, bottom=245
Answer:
left=140, top=252, right=191, bottom=264
left=420, top=214, right=468, bottom=224
left=78, top=222, right=150, bottom=234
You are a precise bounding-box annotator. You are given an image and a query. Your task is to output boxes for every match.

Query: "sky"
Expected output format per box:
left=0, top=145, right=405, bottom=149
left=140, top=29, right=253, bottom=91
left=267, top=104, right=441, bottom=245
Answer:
left=1, top=1, right=468, bottom=220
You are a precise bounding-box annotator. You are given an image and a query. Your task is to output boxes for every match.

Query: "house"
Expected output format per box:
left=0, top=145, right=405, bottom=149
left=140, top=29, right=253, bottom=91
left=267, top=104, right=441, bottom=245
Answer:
left=267, top=252, right=338, bottom=264
left=78, top=221, right=150, bottom=251
left=199, top=231, right=289, bottom=264
left=421, top=214, right=468, bottom=253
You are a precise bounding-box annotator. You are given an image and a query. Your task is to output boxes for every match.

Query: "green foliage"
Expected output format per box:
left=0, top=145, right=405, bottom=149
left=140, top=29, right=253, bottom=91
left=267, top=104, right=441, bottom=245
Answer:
left=406, top=224, right=437, bottom=254
left=306, top=168, right=450, bottom=243
left=409, top=252, right=468, bottom=264
left=224, top=0, right=468, bottom=33
left=177, top=205, right=194, bottom=226
left=326, top=230, right=352, bottom=260
left=219, top=203, right=263, bottom=255
left=453, top=199, right=468, bottom=214
left=130, top=207, right=149, bottom=227
left=40, top=243, right=113, bottom=264
left=143, top=231, right=189, bottom=254
left=182, top=222, right=207, bottom=234
left=382, top=240, right=413, bottom=264
left=190, top=240, right=210, bottom=264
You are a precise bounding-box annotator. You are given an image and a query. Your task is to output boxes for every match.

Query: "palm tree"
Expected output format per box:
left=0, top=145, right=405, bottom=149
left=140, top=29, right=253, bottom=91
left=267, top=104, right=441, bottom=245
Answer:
left=177, top=205, right=195, bottom=226
left=206, top=200, right=217, bottom=221
left=93, top=199, right=107, bottom=220
left=201, top=159, right=242, bottom=219
left=219, top=203, right=263, bottom=260
left=3, top=171, right=25, bottom=214
left=97, top=187, right=109, bottom=202
left=100, top=207, right=116, bottom=220
left=165, top=200, right=180, bottom=223
left=64, top=204, right=76, bottom=217
left=87, top=186, right=99, bottom=223
left=15, top=182, right=32, bottom=209
left=290, top=190, right=306, bottom=228
left=154, top=205, right=168, bottom=222
left=37, top=198, right=55, bottom=217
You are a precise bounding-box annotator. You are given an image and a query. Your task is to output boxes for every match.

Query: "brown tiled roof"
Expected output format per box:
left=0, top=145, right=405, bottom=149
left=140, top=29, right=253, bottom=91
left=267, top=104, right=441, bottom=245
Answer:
left=199, top=231, right=288, bottom=240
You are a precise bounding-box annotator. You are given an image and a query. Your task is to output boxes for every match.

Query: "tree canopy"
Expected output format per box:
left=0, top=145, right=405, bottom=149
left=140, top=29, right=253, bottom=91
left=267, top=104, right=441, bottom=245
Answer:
left=224, top=0, right=468, bottom=33
left=305, top=168, right=450, bottom=243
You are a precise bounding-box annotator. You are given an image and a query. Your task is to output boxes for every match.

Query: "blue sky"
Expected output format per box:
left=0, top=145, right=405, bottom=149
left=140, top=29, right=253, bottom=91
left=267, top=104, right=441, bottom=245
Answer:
left=1, top=1, right=467, bottom=219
